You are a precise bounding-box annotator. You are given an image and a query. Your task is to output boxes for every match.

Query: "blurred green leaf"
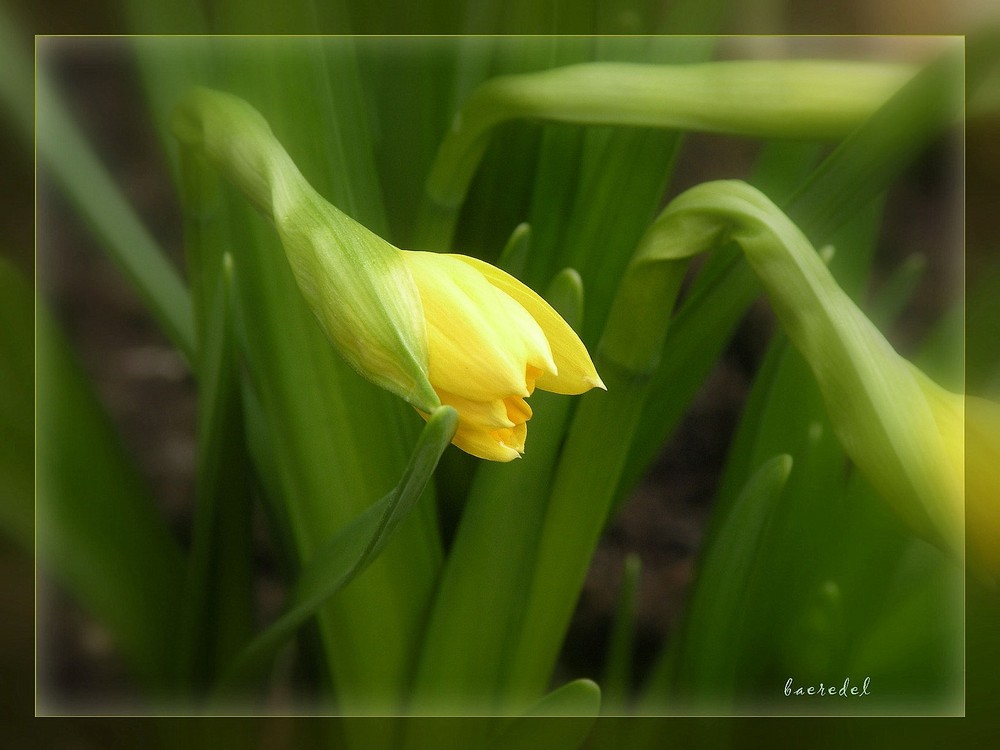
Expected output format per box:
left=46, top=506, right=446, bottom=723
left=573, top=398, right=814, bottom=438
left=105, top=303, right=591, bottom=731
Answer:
left=646, top=454, right=792, bottom=707
left=786, top=42, right=963, bottom=241
left=488, top=680, right=601, bottom=750
left=427, top=59, right=911, bottom=216
left=37, top=299, right=185, bottom=689
left=35, top=54, right=195, bottom=361
left=174, top=255, right=255, bottom=693
left=711, top=197, right=883, bottom=521
left=408, top=268, right=586, bottom=718
left=602, top=553, right=641, bottom=711
left=866, top=253, right=927, bottom=330
left=216, top=405, right=457, bottom=692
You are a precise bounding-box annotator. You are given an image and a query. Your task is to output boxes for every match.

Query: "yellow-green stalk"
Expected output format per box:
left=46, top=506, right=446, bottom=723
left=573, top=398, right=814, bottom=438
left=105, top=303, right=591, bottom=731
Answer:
left=608, top=179, right=969, bottom=562
left=419, top=60, right=915, bottom=248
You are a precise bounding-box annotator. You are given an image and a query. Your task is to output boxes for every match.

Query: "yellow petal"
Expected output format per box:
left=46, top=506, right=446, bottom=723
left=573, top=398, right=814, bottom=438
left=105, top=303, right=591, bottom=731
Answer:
left=452, top=423, right=522, bottom=461
left=436, top=388, right=515, bottom=430
left=504, top=394, right=533, bottom=424
left=404, top=252, right=534, bottom=400
left=493, top=421, right=527, bottom=454
left=450, top=254, right=605, bottom=394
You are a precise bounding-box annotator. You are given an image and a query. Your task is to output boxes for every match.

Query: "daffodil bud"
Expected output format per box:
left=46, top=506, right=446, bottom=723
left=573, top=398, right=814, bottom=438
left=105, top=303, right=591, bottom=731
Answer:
left=620, top=180, right=966, bottom=560
left=402, top=252, right=604, bottom=461
left=921, top=377, right=1000, bottom=582
left=172, top=87, right=438, bottom=413
left=172, top=88, right=604, bottom=461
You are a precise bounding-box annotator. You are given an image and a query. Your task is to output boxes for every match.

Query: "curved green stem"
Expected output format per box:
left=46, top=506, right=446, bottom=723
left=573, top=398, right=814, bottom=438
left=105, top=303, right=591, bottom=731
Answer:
left=419, top=60, right=915, bottom=249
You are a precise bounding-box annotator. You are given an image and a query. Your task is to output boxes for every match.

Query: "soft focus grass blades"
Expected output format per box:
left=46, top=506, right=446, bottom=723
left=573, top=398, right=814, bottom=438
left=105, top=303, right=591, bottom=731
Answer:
left=215, top=405, right=457, bottom=695
left=407, top=268, right=586, bottom=727
left=643, top=454, right=793, bottom=709
left=487, top=679, right=601, bottom=750
left=174, top=255, right=255, bottom=694
left=36, top=299, right=185, bottom=690
left=35, top=63, right=195, bottom=362
left=602, top=553, right=641, bottom=712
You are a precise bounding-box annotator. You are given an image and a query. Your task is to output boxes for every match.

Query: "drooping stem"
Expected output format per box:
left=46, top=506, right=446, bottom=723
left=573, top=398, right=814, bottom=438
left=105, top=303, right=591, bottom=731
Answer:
left=417, top=60, right=915, bottom=250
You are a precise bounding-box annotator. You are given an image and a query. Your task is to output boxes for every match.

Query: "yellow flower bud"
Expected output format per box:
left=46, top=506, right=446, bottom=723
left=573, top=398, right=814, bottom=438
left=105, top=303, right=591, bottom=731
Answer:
left=402, top=251, right=604, bottom=461
left=917, top=370, right=1000, bottom=582
left=172, top=88, right=603, bottom=462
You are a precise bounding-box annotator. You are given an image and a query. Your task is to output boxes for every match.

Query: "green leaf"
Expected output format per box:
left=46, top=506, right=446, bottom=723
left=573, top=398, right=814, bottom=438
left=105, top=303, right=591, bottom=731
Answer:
left=35, top=49, right=195, bottom=362
left=426, top=59, right=912, bottom=213
left=644, top=455, right=793, bottom=707
left=215, top=405, right=457, bottom=692
left=488, top=680, right=601, bottom=750
left=711, top=197, right=883, bottom=522
left=174, top=255, right=255, bottom=692
left=786, top=42, right=963, bottom=242
left=496, top=222, right=532, bottom=277
left=407, top=268, right=586, bottom=716
left=602, top=553, right=640, bottom=712
left=37, top=299, right=185, bottom=689
left=634, top=179, right=962, bottom=555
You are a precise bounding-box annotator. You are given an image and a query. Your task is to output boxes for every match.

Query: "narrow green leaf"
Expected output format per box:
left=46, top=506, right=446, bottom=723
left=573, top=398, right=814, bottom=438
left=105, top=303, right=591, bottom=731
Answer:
left=487, top=681, right=601, bottom=750
left=867, top=254, right=927, bottom=330
left=407, top=269, right=586, bottom=717
left=128, top=34, right=214, bottom=183
left=35, top=50, right=195, bottom=362
left=710, top=197, right=884, bottom=521
left=602, top=553, right=641, bottom=712
left=215, top=406, right=457, bottom=692
left=643, top=455, right=793, bottom=708
left=174, top=255, right=254, bottom=693
left=37, top=300, right=185, bottom=690
left=356, top=36, right=460, bottom=246
left=786, top=42, right=963, bottom=241
left=496, top=222, right=532, bottom=277
left=500, top=360, right=663, bottom=707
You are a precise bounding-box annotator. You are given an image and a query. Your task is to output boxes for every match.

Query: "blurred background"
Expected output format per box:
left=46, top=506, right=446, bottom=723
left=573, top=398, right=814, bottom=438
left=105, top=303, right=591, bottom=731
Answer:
left=5, top=0, right=1000, bottom=747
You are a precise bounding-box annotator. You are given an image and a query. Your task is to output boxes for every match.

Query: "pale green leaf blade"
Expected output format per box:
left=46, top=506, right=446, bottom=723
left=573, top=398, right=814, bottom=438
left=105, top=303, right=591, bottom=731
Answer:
left=215, top=406, right=457, bottom=691
left=35, top=45, right=195, bottom=361
left=488, top=680, right=601, bottom=750
left=37, top=300, right=185, bottom=689
left=642, top=455, right=793, bottom=708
